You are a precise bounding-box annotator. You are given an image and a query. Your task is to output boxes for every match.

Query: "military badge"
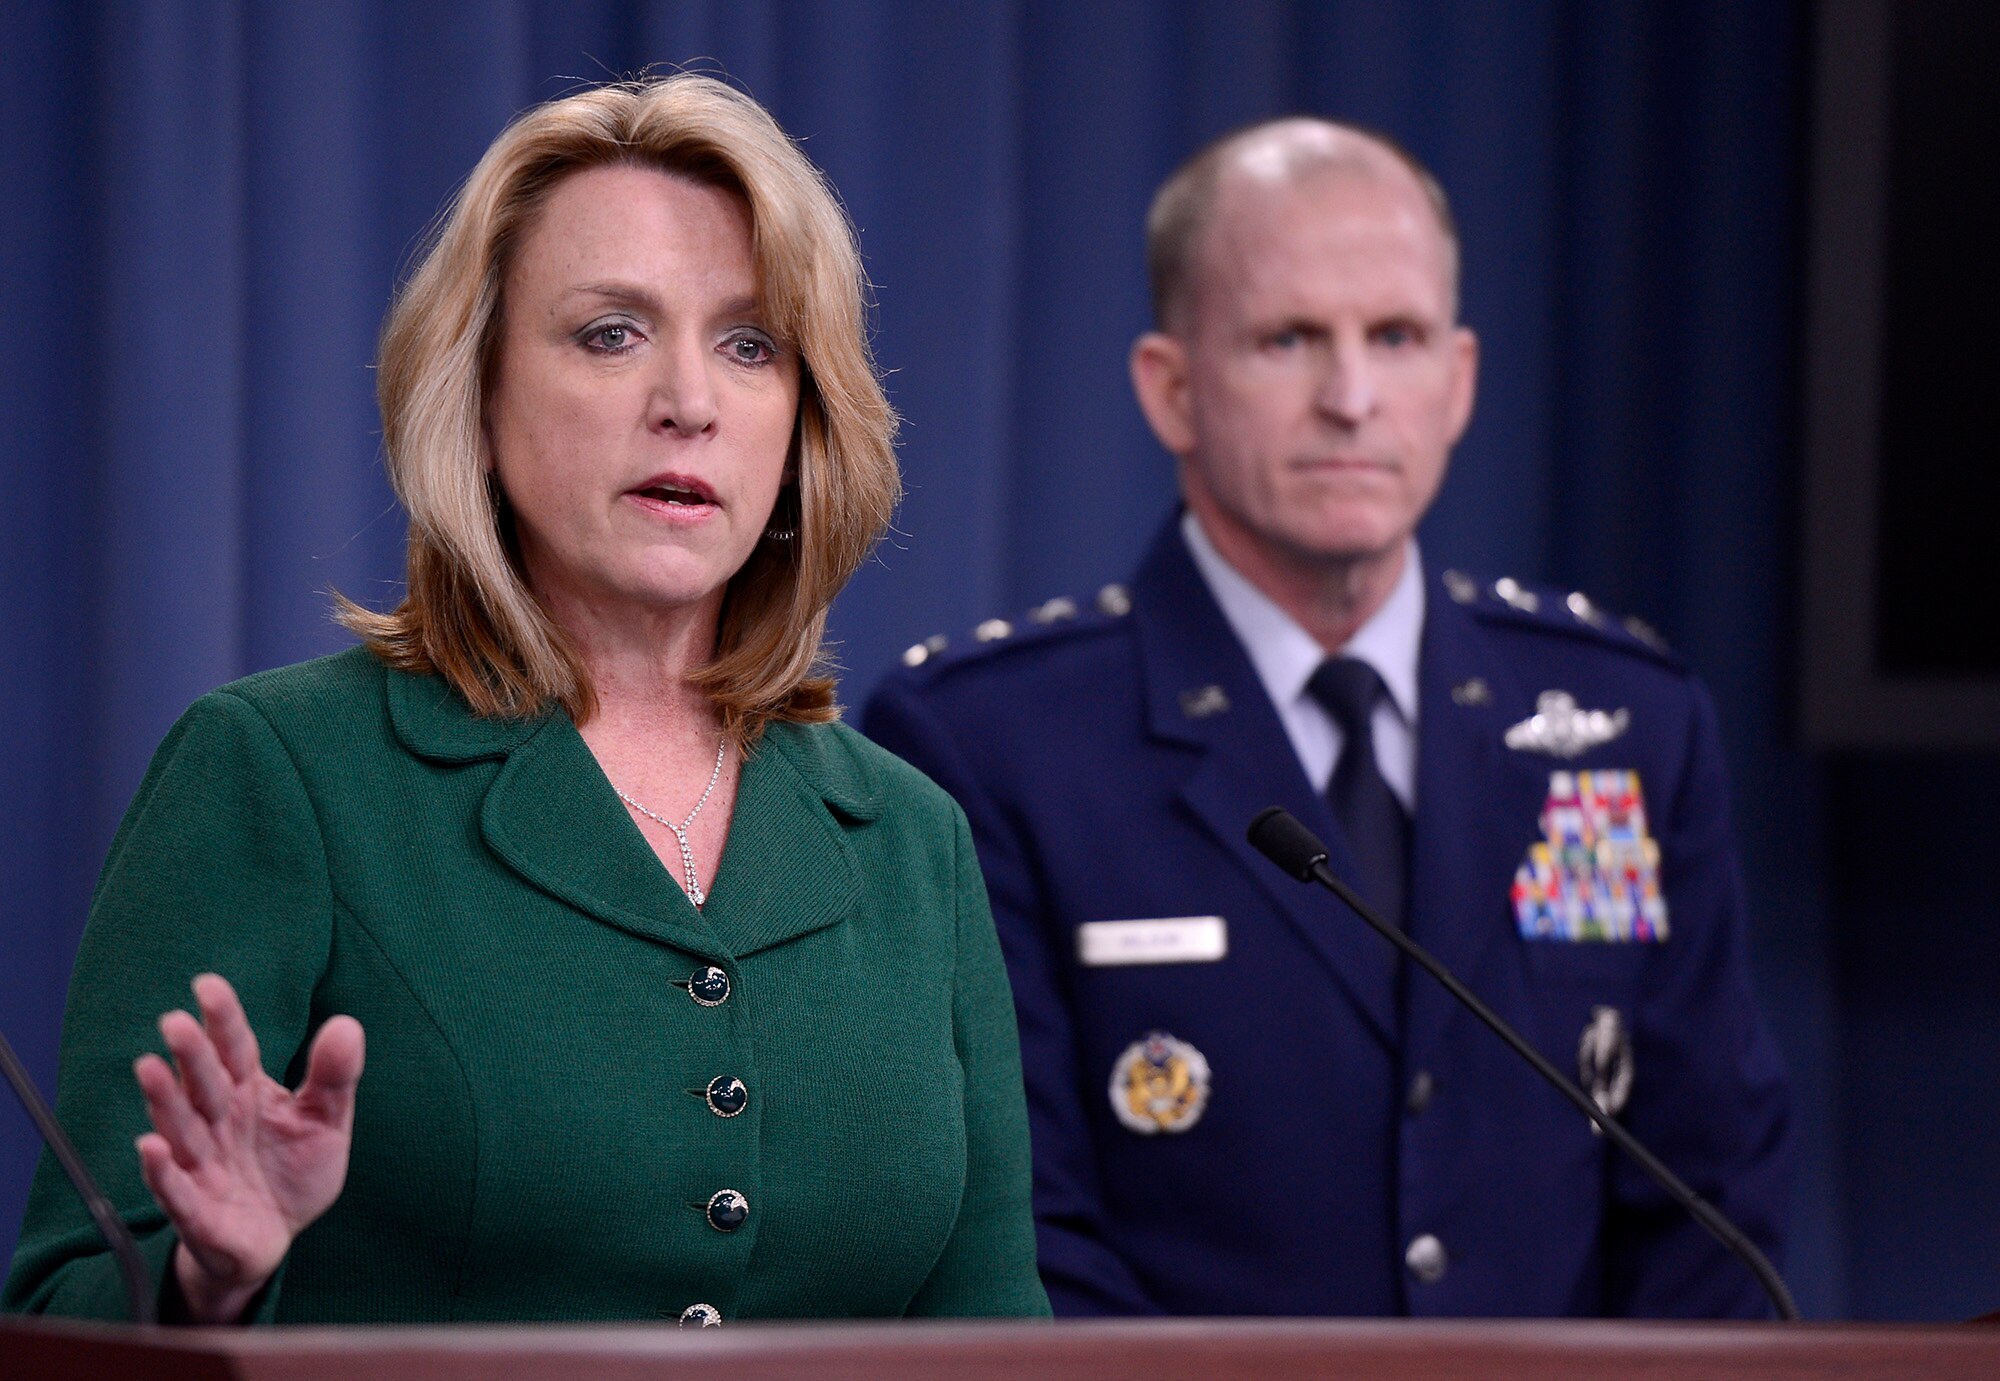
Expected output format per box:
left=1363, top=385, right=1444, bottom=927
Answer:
left=1511, top=770, right=1669, bottom=942
left=1578, top=1005, right=1634, bottom=1124
left=1178, top=684, right=1230, bottom=719
left=1503, top=690, right=1630, bottom=759
left=1109, top=1031, right=1211, bottom=1135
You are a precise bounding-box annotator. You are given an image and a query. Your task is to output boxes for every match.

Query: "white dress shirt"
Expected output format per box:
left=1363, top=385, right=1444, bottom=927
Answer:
left=1181, top=511, right=1423, bottom=811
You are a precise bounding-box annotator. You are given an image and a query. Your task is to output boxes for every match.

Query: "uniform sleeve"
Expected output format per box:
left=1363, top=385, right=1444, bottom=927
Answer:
left=1603, top=677, right=1793, bottom=1317
left=866, top=679, right=1163, bottom=1317
left=901, top=804, right=1050, bottom=1317
left=2, top=690, right=335, bottom=1322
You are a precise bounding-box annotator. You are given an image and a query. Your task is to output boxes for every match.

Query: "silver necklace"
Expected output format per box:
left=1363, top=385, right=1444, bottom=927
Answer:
left=615, top=739, right=727, bottom=906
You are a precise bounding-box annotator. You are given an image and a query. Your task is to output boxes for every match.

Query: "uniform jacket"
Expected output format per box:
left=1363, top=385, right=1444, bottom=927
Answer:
left=5, top=648, right=1047, bottom=1324
left=863, top=520, right=1791, bottom=1318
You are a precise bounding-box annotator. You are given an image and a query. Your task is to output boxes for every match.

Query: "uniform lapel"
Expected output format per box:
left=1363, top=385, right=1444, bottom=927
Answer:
left=1133, top=524, right=1399, bottom=1046
left=1407, top=580, right=1548, bottom=1038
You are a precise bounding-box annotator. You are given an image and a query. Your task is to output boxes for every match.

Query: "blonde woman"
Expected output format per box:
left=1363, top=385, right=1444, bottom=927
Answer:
left=4, top=76, right=1047, bottom=1325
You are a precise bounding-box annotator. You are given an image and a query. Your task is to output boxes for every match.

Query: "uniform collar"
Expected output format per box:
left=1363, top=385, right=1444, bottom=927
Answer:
left=1179, top=510, right=1424, bottom=729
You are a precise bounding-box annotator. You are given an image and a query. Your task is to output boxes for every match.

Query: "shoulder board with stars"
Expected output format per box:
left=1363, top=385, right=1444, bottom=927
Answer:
left=1439, top=568, right=1680, bottom=667
left=898, top=583, right=1135, bottom=671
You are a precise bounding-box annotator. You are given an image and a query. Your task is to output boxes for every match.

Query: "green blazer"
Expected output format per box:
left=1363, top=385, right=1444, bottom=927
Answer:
left=3, top=648, right=1049, bottom=1323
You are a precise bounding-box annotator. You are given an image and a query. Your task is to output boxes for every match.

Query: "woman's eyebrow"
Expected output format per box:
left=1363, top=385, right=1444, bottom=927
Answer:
left=561, top=283, right=762, bottom=321
left=562, top=281, right=663, bottom=315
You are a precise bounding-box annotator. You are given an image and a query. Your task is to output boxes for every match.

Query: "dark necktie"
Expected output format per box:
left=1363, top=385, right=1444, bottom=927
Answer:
left=1306, top=657, right=1411, bottom=929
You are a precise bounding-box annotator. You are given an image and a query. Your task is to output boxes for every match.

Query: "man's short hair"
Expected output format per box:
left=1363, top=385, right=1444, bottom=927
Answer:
left=1144, top=117, right=1461, bottom=331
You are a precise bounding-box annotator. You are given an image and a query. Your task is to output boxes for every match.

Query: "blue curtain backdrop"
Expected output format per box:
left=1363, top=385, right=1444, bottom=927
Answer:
left=1, top=0, right=1987, bottom=1321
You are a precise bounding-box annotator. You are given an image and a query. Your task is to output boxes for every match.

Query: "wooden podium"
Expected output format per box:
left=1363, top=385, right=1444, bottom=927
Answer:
left=4, top=1315, right=1998, bottom=1380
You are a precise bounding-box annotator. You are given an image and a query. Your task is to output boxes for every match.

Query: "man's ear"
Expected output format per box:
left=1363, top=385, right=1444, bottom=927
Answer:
left=1444, top=325, right=1479, bottom=447
left=1131, top=331, right=1197, bottom=457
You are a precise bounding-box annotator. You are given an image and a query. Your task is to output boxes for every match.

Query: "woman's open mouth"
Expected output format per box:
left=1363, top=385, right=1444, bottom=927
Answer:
left=626, top=473, right=719, bottom=518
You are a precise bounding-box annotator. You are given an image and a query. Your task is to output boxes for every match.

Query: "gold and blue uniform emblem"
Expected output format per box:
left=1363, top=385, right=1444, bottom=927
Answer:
left=1109, top=1031, right=1211, bottom=1134
left=1511, top=769, right=1669, bottom=942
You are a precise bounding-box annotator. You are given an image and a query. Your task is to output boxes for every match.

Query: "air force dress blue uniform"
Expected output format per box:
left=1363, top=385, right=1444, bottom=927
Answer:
left=862, top=517, right=1791, bottom=1318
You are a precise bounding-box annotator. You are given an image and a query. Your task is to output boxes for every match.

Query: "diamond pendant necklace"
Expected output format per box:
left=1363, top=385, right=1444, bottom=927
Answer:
left=615, top=739, right=728, bottom=906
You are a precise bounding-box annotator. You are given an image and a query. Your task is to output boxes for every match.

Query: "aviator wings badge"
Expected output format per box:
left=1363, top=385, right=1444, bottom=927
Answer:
left=1504, top=691, right=1630, bottom=759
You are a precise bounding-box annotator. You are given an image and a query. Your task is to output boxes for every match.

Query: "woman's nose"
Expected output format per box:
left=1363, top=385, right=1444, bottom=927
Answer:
left=651, top=339, right=719, bottom=435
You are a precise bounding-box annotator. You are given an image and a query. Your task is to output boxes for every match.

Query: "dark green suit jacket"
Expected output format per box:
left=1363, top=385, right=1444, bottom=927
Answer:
left=4, top=648, right=1048, bottom=1322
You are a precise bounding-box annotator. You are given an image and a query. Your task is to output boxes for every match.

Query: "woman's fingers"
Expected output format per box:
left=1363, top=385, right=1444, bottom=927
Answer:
left=130, top=981, right=364, bottom=1313
left=192, top=973, right=263, bottom=1084
left=293, top=1016, right=365, bottom=1128
left=138, top=1135, right=252, bottom=1285
left=159, top=1007, right=235, bottom=1123
left=135, top=1131, right=202, bottom=1222
left=134, top=1053, right=214, bottom=1168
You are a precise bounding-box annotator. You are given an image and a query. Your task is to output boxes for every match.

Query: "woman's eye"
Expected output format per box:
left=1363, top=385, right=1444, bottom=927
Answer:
left=582, top=322, right=639, bottom=353
left=727, top=334, right=775, bottom=366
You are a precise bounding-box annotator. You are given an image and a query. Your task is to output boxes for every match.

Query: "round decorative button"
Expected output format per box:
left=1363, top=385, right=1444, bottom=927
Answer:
left=1405, top=1233, right=1448, bottom=1285
left=705, top=1076, right=748, bottom=1118
left=1405, top=1071, right=1435, bottom=1116
left=678, top=1303, right=721, bottom=1328
left=688, top=966, right=731, bottom=1007
left=706, top=1189, right=749, bottom=1233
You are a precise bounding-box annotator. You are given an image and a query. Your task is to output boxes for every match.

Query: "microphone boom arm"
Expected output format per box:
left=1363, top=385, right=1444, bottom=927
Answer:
left=0, top=1028, right=157, bottom=1324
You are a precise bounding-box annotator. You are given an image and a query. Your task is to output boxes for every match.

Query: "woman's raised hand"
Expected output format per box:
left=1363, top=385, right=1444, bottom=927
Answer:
left=132, top=973, right=364, bottom=1323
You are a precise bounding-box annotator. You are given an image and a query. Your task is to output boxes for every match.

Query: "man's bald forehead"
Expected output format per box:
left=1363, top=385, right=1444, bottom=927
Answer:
left=1223, top=119, right=1410, bottom=189
left=1145, top=116, right=1460, bottom=330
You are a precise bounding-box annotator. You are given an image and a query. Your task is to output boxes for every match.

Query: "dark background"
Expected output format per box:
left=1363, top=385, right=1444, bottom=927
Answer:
left=1875, top=1, right=2000, bottom=678
left=1, top=0, right=1992, bottom=1321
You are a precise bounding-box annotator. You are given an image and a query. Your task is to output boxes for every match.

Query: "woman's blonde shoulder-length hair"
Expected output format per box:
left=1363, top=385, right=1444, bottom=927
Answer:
left=338, top=73, right=899, bottom=743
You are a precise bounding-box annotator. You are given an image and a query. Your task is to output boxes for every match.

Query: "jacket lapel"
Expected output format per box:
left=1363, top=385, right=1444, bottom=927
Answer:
left=698, top=722, right=870, bottom=961
left=1133, top=525, right=1399, bottom=1046
left=1407, top=581, right=1548, bottom=1040
left=387, top=667, right=869, bottom=963
left=478, top=709, right=727, bottom=961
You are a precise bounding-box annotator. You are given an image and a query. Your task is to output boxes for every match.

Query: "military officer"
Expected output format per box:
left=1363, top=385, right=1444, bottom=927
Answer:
left=863, top=118, right=1791, bottom=1318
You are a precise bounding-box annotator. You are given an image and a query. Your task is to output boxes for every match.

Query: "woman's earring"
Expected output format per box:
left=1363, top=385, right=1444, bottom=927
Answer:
left=765, top=488, right=797, bottom=541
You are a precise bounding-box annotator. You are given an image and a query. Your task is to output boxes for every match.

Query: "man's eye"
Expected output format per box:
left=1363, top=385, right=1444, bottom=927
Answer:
left=1376, top=323, right=1421, bottom=348
left=1264, top=330, right=1301, bottom=351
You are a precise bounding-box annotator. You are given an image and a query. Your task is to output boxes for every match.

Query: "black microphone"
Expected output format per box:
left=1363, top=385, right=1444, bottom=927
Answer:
left=1245, top=805, right=1800, bottom=1322
left=0, top=1027, right=157, bottom=1324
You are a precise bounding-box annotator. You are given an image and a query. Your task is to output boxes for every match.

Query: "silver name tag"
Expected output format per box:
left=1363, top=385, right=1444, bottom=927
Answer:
left=1077, top=916, right=1228, bottom=967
